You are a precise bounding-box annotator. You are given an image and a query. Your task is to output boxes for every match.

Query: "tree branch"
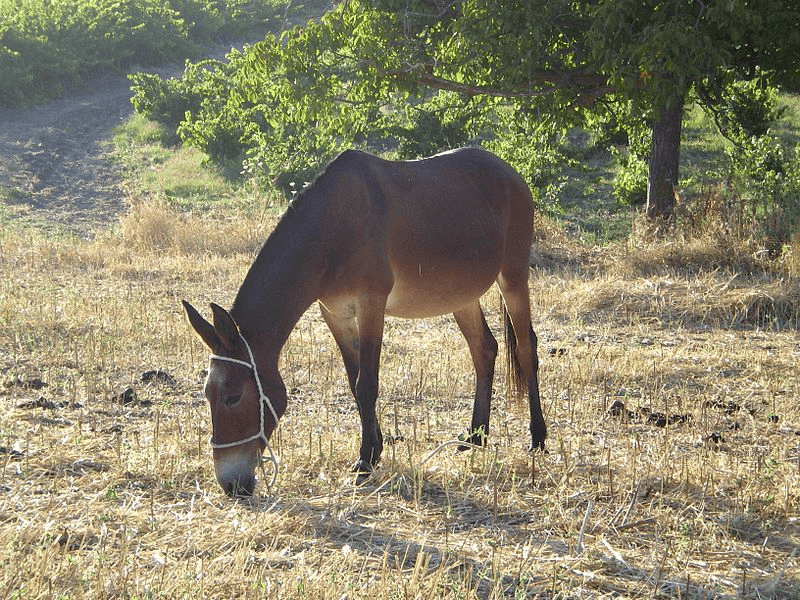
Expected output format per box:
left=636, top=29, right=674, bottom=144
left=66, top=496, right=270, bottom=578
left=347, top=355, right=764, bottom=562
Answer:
left=398, top=69, right=611, bottom=105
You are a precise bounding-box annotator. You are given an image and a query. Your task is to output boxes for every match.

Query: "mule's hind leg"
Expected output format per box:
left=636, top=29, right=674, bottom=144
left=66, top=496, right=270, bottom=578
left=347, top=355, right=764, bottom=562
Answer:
left=453, top=301, right=498, bottom=447
left=497, top=275, right=547, bottom=451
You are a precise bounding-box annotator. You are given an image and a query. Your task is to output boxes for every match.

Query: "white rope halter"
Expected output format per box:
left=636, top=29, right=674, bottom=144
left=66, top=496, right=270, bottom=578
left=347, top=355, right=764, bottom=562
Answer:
left=209, top=334, right=279, bottom=489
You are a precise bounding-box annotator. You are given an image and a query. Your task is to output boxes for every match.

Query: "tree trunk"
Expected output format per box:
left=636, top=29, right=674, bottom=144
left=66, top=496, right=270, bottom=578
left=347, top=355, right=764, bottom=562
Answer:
left=646, top=93, right=684, bottom=232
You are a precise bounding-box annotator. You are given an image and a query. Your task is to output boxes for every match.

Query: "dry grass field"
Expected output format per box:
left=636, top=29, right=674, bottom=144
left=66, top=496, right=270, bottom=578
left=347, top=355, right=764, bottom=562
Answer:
left=1, top=198, right=799, bottom=599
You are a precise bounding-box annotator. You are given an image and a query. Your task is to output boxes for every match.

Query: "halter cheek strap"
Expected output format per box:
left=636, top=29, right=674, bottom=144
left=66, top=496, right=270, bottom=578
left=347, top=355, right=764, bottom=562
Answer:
left=209, top=334, right=279, bottom=489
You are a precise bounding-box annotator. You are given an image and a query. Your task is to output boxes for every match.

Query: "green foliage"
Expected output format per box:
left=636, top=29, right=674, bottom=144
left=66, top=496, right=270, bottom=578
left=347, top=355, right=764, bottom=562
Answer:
left=125, top=0, right=800, bottom=241
left=727, top=136, right=800, bottom=249
left=611, top=147, right=648, bottom=207
left=130, top=72, right=195, bottom=131
left=128, top=1, right=592, bottom=194
left=481, top=107, right=567, bottom=206
left=704, top=79, right=786, bottom=146
left=130, top=57, right=234, bottom=132
left=0, top=0, right=193, bottom=106
left=80, top=0, right=193, bottom=66
left=702, top=79, right=800, bottom=248
left=168, top=0, right=284, bottom=42
left=0, top=0, right=283, bottom=108
left=394, top=102, right=471, bottom=160
left=592, top=0, right=800, bottom=113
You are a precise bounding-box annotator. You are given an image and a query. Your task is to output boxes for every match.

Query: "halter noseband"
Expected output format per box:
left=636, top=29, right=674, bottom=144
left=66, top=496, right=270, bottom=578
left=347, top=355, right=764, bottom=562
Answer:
left=209, top=334, right=279, bottom=488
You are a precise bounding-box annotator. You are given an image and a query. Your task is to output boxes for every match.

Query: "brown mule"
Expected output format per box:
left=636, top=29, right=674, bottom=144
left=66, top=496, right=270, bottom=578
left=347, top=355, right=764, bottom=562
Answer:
left=183, top=147, right=546, bottom=496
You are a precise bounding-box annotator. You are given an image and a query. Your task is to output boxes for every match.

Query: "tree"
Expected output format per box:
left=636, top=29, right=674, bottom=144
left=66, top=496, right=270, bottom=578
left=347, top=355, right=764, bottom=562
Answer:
left=590, top=0, right=800, bottom=228
left=233, top=1, right=800, bottom=226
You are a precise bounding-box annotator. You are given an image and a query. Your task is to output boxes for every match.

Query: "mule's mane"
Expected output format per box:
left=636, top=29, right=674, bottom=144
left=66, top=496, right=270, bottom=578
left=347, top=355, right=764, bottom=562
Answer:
left=250, top=150, right=367, bottom=263
left=260, top=152, right=355, bottom=250
left=229, top=151, right=360, bottom=337
left=282, top=150, right=360, bottom=219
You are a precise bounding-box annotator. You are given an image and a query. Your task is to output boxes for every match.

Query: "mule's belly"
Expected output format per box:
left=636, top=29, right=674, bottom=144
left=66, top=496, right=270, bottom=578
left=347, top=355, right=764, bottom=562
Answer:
left=319, top=262, right=498, bottom=320
left=383, top=266, right=497, bottom=319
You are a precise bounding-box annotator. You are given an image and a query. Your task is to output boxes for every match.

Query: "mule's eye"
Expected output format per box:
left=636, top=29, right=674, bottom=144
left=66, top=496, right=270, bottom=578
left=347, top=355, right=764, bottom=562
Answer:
left=223, top=393, right=242, bottom=407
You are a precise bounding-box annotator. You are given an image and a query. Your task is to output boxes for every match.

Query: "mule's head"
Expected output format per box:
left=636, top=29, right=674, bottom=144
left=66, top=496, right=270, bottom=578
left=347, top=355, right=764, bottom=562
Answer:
left=182, top=301, right=278, bottom=496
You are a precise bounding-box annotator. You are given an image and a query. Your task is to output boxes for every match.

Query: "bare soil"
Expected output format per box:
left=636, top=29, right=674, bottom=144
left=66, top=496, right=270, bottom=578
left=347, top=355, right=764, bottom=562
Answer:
left=0, top=51, right=233, bottom=237
left=0, top=71, right=138, bottom=236
left=0, top=34, right=285, bottom=238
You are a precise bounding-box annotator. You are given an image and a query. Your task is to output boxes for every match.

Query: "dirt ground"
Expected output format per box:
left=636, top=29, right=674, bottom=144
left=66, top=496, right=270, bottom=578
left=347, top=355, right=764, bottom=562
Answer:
left=0, top=46, right=242, bottom=237
left=0, top=69, right=137, bottom=236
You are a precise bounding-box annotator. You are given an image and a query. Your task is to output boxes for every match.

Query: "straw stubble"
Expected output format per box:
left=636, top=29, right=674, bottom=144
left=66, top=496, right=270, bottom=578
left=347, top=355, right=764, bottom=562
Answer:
left=1, top=204, right=798, bottom=598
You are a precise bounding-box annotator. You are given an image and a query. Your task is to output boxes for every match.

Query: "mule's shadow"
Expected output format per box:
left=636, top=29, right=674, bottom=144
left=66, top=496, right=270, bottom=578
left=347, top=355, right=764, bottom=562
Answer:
left=235, top=456, right=800, bottom=597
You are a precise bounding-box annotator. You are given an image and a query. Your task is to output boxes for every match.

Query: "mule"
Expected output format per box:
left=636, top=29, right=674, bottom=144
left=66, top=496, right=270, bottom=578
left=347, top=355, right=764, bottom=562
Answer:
left=183, top=147, right=546, bottom=496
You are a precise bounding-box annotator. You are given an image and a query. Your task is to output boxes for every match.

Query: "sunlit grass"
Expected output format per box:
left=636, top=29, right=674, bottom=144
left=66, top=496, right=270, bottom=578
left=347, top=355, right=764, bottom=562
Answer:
left=1, top=97, right=798, bottom=597
left=1, top=192, right=798, bottom=597
left=110, top=114, right=239, bottom=208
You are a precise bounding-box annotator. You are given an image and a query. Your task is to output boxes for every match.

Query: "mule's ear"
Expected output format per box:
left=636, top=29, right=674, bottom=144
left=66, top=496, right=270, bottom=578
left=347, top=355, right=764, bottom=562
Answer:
left=209, top=303, right=241, bottom=351
left=182, top=300, right=221, bottom=351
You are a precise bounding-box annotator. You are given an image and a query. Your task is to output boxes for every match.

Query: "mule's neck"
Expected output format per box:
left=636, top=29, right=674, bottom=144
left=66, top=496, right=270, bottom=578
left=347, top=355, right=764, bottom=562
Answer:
left=229, top=194, right=331, bottom=365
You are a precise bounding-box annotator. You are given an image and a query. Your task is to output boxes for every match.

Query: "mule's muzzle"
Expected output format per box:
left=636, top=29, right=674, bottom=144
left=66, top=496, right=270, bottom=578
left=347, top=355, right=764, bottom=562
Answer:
left=213, top=444, right=261, bottom=497
left=221, top=473, right=256, bottom=497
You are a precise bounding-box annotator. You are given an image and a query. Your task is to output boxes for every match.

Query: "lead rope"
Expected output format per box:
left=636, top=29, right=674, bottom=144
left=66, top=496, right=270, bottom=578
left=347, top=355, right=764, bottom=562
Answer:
left=209, top=334, right=279, bottom=490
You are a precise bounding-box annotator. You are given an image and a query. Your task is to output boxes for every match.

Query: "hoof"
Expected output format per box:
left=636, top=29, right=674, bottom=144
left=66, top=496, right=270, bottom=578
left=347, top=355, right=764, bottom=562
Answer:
left=352, top=459, right=374, bottom=484
left=352, top=459, right=373, bottom=473
left=529, top=440, right=548, bottom=454
left=530, top=423, right=547, bottom=453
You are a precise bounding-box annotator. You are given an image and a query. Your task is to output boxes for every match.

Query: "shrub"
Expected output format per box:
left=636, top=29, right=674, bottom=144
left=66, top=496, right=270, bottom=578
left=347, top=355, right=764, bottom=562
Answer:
left=611, top=146, right=648, bottom=206
left=706, top=78, right=785, bottom=145
left=727, top=137, right=800, bottom=252
left=77, top=0, right=195, bottom=68
left=394, top=101, right=471, bottom=160
left=0, top=27, right=71, bottom=106
left=0, top=0, right=280, bottom=108
left=482, top=107, right=567, bottom=208
left=130, top=58, right=230, bottom=129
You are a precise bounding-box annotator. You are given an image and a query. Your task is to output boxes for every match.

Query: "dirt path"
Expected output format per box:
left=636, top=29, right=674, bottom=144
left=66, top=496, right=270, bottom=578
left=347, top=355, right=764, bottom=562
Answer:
left=0, top=70, right=140, bottom=237
left=0, top=42, right=248, bottom=238
left=0, top=32, right=296, bottom=239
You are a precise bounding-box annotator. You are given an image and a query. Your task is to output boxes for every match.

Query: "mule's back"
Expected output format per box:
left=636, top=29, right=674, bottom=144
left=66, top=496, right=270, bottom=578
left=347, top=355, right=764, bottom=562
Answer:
left=318, top=148, right=534, bottom=319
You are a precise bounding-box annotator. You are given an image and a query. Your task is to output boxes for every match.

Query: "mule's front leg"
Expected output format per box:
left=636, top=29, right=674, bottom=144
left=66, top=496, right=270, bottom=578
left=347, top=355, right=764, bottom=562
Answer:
left=352, top=367, right=384, bottom=474
left=352, top=301, right=386, bottom=477
left=319, top=303, right=382, bottom=476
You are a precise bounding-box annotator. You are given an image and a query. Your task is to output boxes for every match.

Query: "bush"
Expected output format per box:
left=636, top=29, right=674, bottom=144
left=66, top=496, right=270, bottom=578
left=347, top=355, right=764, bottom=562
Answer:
left=0, top=27, right=71, bottom=106
left=707, top=78, right=785, bottom=145
left=0, top=0, right=197, bottom=107
left=482, top=107, right=567, bottom=208
left=394, top=100, right=471, bottom=160
left=77, top=0, right=195, bottom=68
left=0, top=0, right=281, bottom=108
left=130, top=58, right=230, bottom=129
left=611, top=146, right=648, bottom=206
left=167, top=0, right=281, bottom=43
left=727, top=138, right=800, bottom=252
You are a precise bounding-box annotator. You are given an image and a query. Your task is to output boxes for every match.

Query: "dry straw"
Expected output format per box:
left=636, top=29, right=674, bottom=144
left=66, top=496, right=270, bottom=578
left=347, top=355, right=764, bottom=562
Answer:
left=1, top=200, right=798, bottom=598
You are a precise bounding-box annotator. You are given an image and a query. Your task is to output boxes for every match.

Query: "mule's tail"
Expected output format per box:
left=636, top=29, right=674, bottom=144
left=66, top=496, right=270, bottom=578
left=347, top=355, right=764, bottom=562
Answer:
left=504, top=302, right=526, bottom=402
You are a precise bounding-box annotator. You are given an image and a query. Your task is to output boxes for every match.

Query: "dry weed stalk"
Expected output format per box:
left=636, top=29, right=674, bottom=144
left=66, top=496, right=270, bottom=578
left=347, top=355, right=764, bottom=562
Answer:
left=1, top=202, right=798, bottom=598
